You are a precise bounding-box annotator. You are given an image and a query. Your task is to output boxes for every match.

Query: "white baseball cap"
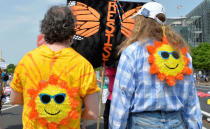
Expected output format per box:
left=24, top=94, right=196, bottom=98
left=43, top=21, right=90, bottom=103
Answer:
left=132, top=2, right=166, bottom=24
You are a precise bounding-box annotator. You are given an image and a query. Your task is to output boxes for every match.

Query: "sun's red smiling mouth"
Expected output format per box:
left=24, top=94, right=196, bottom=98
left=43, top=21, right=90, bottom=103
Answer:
left=44, top=109, right=61, bottom=115
left=164, top=64, right=179, bottom=69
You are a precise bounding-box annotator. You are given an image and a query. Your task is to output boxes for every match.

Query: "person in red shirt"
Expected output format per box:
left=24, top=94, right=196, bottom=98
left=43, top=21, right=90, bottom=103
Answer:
left=103, top=67, right=117, bottom=129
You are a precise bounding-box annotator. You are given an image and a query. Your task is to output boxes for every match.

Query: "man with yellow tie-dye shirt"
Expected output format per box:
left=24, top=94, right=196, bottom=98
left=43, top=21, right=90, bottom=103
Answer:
left=10, top=5, right=100, bottom=129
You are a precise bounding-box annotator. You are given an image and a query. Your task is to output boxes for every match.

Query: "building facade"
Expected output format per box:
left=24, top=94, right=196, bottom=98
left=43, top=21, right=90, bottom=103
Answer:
left=166, top=17, right=186, bottom=32
left=166, top=17, right=188, bottom=40
left=185, top=0, right=210, bottom=46
left=167, top=0, right=210, bottom=47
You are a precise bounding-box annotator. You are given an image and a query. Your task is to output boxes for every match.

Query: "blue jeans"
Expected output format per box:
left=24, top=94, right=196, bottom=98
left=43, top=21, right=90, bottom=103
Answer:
left=128, top=111, right=185, bottom=129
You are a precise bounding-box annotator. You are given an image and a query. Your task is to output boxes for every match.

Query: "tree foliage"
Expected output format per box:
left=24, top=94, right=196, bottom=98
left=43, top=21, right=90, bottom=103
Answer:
left=6, top=64, right=16, bottom=73
left=191, top=42, right=210, bottom=71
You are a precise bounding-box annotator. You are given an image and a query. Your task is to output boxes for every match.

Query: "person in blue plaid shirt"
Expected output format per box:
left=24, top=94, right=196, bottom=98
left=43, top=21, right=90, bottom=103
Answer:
left=109, top=1, right=202, bottom=129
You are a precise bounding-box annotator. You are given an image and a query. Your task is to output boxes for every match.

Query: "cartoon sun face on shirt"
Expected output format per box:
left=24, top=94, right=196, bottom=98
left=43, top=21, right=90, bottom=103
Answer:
left=154, top=44, right=185, bottom=76
left=147, top=37, right=192, bottom=86
left=28, top=75, right=80, bottom=129
left=35, top=85, right=71, bottom=122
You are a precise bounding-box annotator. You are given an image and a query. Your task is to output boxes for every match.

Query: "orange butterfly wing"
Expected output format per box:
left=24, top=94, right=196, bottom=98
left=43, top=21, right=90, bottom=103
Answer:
left=121, top=6, right=142, bottom=38
left=71, top=2, right=100, bottom=38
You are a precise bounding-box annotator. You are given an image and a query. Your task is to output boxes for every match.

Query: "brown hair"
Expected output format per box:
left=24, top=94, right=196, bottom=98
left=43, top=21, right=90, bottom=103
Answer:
left=41, top=6, right=75, bottom=44
left=118, top=14, right=188, bottom=54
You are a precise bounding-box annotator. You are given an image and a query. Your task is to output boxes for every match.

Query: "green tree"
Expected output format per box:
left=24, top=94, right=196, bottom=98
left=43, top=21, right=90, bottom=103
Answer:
left=6, top=64, right=16, bottom=74
left=191, top=42, right=210, bottom=71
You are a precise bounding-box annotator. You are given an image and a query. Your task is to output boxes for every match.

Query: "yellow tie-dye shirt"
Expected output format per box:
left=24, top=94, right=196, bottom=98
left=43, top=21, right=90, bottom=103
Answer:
left=11, top=45, right=100, bottom=129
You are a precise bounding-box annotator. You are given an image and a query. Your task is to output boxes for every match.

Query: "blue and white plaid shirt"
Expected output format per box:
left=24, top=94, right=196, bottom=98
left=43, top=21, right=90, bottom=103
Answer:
left=109, top=40, right=202, bottom=129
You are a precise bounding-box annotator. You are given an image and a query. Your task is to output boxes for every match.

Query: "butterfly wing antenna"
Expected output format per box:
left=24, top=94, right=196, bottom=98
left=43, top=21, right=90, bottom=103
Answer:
left=121, top=6, right=142, bottom=38
left=73, top=35, right=83, bottom=40
left=71, top=2, right=100, bottom=38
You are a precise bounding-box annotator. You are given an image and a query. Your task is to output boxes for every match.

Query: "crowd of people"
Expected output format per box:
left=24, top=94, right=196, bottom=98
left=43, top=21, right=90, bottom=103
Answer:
left=0, top=1, right=203, bottom=129
left=194, top=71, right=209, bottom=84
left=0, top=69, right=9, bottom=112
left=0, top=68, right=10, bottom=129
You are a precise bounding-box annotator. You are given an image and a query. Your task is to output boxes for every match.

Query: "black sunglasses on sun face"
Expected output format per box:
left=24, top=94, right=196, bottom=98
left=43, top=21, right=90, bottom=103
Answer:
left=39, top=93, right=66, bottom=104
left=158, top=51, right=180, bottom=59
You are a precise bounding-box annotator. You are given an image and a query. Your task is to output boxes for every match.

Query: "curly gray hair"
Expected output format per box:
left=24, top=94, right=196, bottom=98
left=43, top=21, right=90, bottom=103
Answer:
left=41, top=5, right=75, bottom=44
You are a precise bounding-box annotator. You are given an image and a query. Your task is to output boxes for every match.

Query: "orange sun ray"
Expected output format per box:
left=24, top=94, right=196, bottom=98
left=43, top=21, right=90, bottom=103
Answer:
left=18, top=64, right=37, bottom=87
left=76, top=72, right=93, bottom=81
left=58, top=54, right=79, bottom=77
left=28, top=65, right=39, bottom=80
left=25, top=73, right=37, bottom=87
left=64, top=64, right=78, bottom=76
left=49, top=56, right=58, bottom=73
left=49, top=51, right=63, bottom=75
left=27, top=53, right=43, bottom=79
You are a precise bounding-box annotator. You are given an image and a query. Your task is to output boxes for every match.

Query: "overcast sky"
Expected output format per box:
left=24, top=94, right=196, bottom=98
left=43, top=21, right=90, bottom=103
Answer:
left=0, top=0, right=203, bottom=65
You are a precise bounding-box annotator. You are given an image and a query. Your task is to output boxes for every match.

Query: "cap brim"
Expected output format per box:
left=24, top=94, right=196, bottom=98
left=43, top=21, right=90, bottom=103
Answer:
left=130, top=14, right=138, bottom=19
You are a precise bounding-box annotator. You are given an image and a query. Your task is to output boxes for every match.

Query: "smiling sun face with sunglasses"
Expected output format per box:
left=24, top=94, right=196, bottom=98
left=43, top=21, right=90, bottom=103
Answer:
left=155, top=44, right=185, bottom=76
left=147, top=37, right=192, bottom=86
left=35, top=85, right=70, bottom=120
left=27, top=75, right=80, bottom=128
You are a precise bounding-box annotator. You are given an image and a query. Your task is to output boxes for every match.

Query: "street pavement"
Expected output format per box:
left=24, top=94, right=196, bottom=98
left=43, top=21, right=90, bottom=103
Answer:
left=197, top=86, right=210, bottom=113
left=197, top=85, right=210, bottom=129
left=1, top=103, right=104, bottom=129
left=1, top=85, right=210, bottom=129
left=1, top=103, right=22, bottom=129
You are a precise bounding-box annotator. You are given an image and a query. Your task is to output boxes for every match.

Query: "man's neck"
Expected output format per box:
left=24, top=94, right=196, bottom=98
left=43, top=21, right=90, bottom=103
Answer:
left=46, top=42, right=70, bottom=51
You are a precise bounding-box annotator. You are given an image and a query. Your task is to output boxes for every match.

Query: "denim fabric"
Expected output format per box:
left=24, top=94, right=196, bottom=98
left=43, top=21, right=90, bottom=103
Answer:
left=128, top=111, right=185, bottom=129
